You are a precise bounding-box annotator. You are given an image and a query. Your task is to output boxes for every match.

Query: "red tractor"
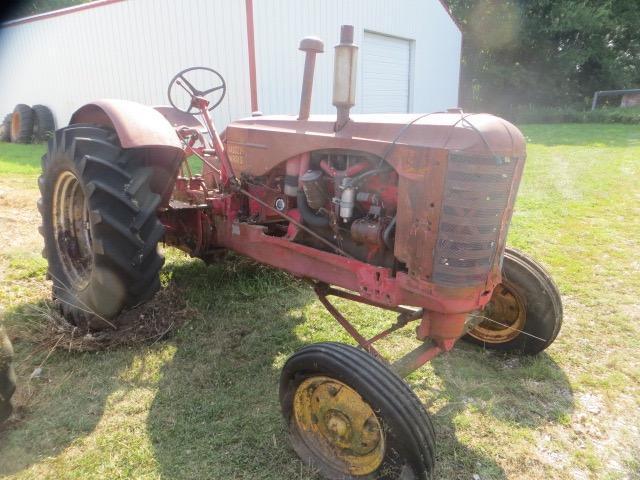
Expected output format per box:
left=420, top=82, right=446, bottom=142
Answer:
left=38, top=26, right=562, bottom=479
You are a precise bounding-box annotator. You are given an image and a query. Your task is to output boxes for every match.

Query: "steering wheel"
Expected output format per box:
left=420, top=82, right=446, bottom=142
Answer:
left=167, top=66, right=226, bottom=114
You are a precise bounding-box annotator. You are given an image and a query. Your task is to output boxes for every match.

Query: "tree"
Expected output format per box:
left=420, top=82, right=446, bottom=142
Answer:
left=444, top=0, right=640, bottom=112
left=2, top=1, right=92, bottom=22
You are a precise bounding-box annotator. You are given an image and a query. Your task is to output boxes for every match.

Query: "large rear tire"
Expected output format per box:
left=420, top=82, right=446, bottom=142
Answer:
left=38, top=125, right=167, bottom=330
left=0, top=327, right=15, bottom=424
left=280, top=342, right=436, bottom=479
left=464, top=248, right=563, bottom=354
left=32, top=105, right=56, bottom=142
left=10, top=104, right=34, bottom=143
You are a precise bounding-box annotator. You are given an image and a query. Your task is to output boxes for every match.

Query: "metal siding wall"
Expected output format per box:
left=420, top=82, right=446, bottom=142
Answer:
left=252, top=0, right=461, bottom=116
left=0, top=0, right=460, bottom=129
left=0, top=0, right=251, bottom=129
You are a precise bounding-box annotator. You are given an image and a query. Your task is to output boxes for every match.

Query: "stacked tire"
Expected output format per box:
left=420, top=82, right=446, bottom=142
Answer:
left=32, top=105, right=56, bottom=142
left=0, top=104, right=55, bottom=143
left=10, top=104, right=34, bottom=143
left=0, top=114, right=11, bottom=142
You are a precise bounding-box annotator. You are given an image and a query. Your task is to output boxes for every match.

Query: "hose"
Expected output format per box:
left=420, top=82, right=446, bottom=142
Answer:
left=297, top=191, right=330, bottom=228
left=352, top=165, right=393, bottom=186
left=383, top=215, right=397, bottom=250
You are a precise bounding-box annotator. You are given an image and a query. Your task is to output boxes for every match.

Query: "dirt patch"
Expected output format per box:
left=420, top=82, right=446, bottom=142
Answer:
left=18, top=281, right=194, bottom=353
left=0, top=177, right=42, bottom=256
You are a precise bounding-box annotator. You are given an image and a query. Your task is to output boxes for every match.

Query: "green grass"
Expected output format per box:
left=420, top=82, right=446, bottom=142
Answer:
left=508, top=105, right=640, bottom=124
left=0, top=143, right=44, bottom=175
left=1, top=124, right=639, bottom=479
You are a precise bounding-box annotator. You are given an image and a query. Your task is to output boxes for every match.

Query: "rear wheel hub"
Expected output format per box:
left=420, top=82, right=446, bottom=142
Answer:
left=52, top=171, right=93, bottom=290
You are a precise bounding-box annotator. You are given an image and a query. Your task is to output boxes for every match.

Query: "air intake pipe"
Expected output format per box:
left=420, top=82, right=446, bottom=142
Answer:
left=298, top=37, right=324, bottom=120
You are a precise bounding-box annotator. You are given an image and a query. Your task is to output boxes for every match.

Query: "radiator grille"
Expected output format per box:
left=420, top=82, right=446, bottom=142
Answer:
left=432, top=153, right=518, bottom=286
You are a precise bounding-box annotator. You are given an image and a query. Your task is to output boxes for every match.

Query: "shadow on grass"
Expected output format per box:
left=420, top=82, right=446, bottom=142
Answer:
left=146, top=257, right=316, bottom=478
left=0, top=335, right=140, bottom=475
left=0, top=255, right=573, bottom=479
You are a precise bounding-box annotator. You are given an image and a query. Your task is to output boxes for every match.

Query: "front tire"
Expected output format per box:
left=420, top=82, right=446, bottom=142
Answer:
left=280, top=342, right=436, bottom=479
left=464, top=248, right=563, bottom=354
left=38, top=125, right=166, bottom=329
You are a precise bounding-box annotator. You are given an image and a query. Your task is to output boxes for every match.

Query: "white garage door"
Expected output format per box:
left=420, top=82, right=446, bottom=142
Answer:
left=361, top=32, right=412, bottom=113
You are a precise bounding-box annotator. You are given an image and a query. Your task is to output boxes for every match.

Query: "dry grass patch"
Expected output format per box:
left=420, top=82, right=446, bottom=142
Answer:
left=8, top=282, right=192, bottom=354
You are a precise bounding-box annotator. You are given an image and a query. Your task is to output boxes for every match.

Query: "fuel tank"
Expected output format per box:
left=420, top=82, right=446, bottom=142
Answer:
left=223, top=112, right=526, bottom=293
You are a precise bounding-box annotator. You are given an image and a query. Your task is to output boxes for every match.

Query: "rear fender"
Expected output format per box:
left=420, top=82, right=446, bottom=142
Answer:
left=69, top=99, right=185, bottom=205
left=70, top=99, right=183, bottom=149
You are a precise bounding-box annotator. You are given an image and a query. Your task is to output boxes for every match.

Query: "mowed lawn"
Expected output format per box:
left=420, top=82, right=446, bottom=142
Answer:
left=0, top=124, right=639, bottom=479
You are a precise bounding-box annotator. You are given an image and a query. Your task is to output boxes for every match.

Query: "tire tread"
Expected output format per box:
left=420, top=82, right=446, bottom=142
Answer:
left=38, top=125, right=169, bottom=329
left=281, top=342, right=436, bottom=479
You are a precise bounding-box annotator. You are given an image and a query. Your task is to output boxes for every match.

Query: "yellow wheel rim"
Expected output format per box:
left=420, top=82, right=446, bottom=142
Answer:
left=469, top=281, right=526, bottom=344
left=52, top=171, right=93, bottom=290
left=292, top=376, right=385, bottom=476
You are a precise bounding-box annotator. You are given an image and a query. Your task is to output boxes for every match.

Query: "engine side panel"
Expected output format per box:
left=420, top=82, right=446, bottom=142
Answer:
left=393, top=147, right=448, bottom=279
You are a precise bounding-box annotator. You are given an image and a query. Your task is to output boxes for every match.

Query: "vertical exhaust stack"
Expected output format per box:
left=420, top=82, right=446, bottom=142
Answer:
left=298, top=37, right=324, bottom=120
left=333, top=25, right=358, bottom=131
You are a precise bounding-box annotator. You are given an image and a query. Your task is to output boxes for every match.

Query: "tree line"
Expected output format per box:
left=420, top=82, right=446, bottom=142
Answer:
left=444, top=0, right=640, bottom=112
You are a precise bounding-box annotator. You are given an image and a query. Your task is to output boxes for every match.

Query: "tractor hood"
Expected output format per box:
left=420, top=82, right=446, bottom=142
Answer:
left=224, top=112, right=525, bottom=177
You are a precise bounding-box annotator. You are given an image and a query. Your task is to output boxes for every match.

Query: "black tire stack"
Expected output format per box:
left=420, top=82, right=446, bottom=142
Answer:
left=32, top=105, right=56, bottom=142
left=10, top=104, right=34, bottom=143
left=0, top=114, right=11, bottom=142
left=0, top=104, right=55, bottom=143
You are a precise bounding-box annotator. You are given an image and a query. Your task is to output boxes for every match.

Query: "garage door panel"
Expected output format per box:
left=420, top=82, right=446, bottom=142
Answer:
left=362, top=31, right=412, bottom=113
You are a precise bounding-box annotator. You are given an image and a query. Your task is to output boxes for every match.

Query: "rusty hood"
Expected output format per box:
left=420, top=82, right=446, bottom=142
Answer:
left=224, top=112, right=525, bottom=176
